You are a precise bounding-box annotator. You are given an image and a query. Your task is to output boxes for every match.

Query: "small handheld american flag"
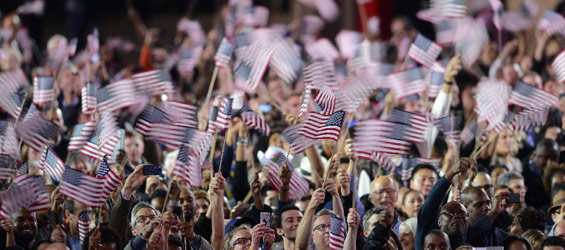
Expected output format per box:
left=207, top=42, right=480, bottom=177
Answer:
left=97, top=155, right=123, bottom=199
left=97, top=79, right=136, bottom=112
left=356, top=150, right=396, bottom=172
left=32, top=76, right=55, bottom=106
left=427, top=63, right=445, bottom=98
left=15, top=112, right=61, bottom=152
left=509, top=81, right=558, bottom=110
left=215, top=38, right=236, bottom=68
left=78, top=211, right=90, bottom=244
left=281, top=124, right=317, bottom=154
left=408, top=34, right=442, bottom=68
left=216, top=98, right=233, bottom=130
left=135, top=105, right=172, bottom=136
left=0, top=153, right=16, bottom=180
left=329, top=214, right=346, bottom=250
left=173, top=144, right=202, bottom=187
left=131, top=69, right=173, bottom=95
left=389, top=68, right=427, bottom=100
left=264, top=154, right=309, bottom=201
left=0, top=185, right=33, bottom=219
left=298, top=110, right=345, bottom=142
left=12, top=174, right=50, bottom=212
left=0, top=91, right=26, bottom=119
left=39, top=147, right=65, bottom=181
left=60, top=167, right=106, bottom=207
left=82, top=82, right=97, bottom=115
left=538, top=10, right=565, bottom=37
left=166, top=100, right=199, bottom=128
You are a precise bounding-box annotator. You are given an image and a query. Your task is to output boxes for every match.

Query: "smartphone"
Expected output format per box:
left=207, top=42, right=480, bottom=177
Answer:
left=259, top=103, right=272, bottom=114
left=142, top=165, right=162, bottom=176
left=260, top=212, right=271, bottom=227
left=506, top=193, right=521, bottom=204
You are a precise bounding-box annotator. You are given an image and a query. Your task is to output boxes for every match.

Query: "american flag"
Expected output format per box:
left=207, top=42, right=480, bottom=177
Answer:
left=78, top=211, right=90, bottom=244
left=236, top=103, right=271, bottom=136
left=460, top=119, right=478, bottom=145
left=60, top=167, right=106, bottom=207
left=264, top=154, right=309, bottom=201
left=173, top=144, right=202, bottom=187
left=390, top=109, right=430, bottom=135
left=0, top=153, right=16, bottom=180
left=32, top=76, right=54, bottom=105
left=475, top=80, right=511, bottom=132
left=298, top=110, right=345, bottom=142
left=281, top=125, right=317, bottom=154
left=335, top=30, right=363, bottom=60
left=81, top=82, right=97, bottom=115
left=98, top=112, right=120, bottom=156
left=97, top=156, right=123, bottom=199
left=509, top=81, right=558, bottom=110
left=431, top=0, right=467, bottom=18
left=0, top=118, right=19, bottom=159
left=0, top=91, right=26, bottom=118
left=216, top=98, right=233, bottom=130
left=538, top=10, right=565, bottom=37
left=0, top=185, right=33, bottom=219
left=354, top=119, right=412, bottom=155
left=401, top=157, right=419, bottom=182
left=97, top=79, right=136, bottom=112
left=305, top=38, right=340, bottom=62
left=511, top=106, right=549, bottom=132
left=356, top=150, right=396, bottom=171
left=17, top=163, right=28, bottom=174
left=329, top=213, right=346, bottom=250
left=147, top=123, right=204, bottom=149
left=269, top=38, right=304, bottom=84
left=314, top=86, right=336, bottom=115
left=68, top=122, right=103, bottom=160
left=427, top=63, right=445, bottom=98
left=234, top=42, right=274, bottom=93
left=435, top=20, right=457, bottom=46
left=15, top=113, right=61, bottom=152
left=177, top=48, right=201, bottom=74
left=131, top=69, right=173, bottom=95
left=433, top=115, right=462, bottom=143
left=166, top=100, right=199, bottom=128
left=215, top=38, right=236, bottom=68
left=489, top=0, right=504, bottom=30
left=417, top=158, right=442, bottom=168
left=0, top=68, right=27, bottom=93
left=303, top=61, right=339, bottom=91
left=335, top=76, right=374, bottom=112
left=135, top=105, right=171, bottom=136
left=553, top=50, right=565, bottom=83
left=389, top=68, right=427, bottom=100
left=298, top=84, right=312, bottom=118
left=408, top=34, right=442, bottom=68
left=12, top=174, right=50, bottom=212
left=39, top=147, right=65, bottom=181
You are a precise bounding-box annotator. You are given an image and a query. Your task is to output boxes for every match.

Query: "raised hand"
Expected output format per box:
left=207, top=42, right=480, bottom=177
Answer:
left=279, top=161, right=292, bottom=187
left=347, top=208, right=359, bottom=229
left=344, top=138, right=357, bottom=161
left=209, top=172, right=226, bottom=196
left=444, top=54, right=461, bottom=83
left=308, top=188, right=326, bottom=211
left=88, top=226, right=101, bottom=250
left=336, top=168, right=351, bottom=196
left=445, top=157, right=474, bottom=182
left=250, top=223, right=275, bottom=250
left=122, top=164, right=150, bottom=200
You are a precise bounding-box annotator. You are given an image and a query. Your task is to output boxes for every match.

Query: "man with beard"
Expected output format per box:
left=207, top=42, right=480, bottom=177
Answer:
left=369, top=176, right=401, bottom=233
left=275, top=205, right=303, bottom=250
left=415, top=158, right=472, bottom=250
left=461, top=186, right=510, bottom=247
left=176, top=187, right=212, bottom=249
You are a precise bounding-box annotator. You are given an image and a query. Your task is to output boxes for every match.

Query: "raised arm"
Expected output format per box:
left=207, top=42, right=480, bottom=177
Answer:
left=210, top=172, right=226, bottom=250
left=295, top=187, right=325, bottom=250
left=344, top=208, right=359, bottom=250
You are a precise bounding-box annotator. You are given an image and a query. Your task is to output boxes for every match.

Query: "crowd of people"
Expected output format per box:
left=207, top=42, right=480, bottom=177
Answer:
left=3, top=0, right=565, bottom=249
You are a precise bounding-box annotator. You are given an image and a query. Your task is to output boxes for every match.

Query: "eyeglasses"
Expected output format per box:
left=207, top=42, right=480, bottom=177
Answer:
left=373, top=188, right=396, bottom=196
left=232, top=237, right=252, bottom=246
left=313, top=224, right=331, bottom=232
left=135, top=215, right=156, bottom=224
left=440, top=211, right=468, bottom=219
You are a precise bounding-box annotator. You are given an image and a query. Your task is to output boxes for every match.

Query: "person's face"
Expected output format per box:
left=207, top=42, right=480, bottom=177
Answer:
left=132, top=208, right=157, bottom=236
left=461, top=87, right=475, bottom=113
left=69, top=158, right=91, bottom=173
left=480, top=42, right=497, bottom=65
left=508, top=241, right=529, bottom=250
left=267, top=79, right=284, bottom=100
left=533, top=146, right=558, bottom=170
left=14, top=210, right=37, bottom=241
left=283, top=95, right=301, bottom=116
left=364, top=214, right=380, bottom=237
left=277, top=209, right=303, bottom=240
left=438, top=203, right=468, bottom=237
left=402, top=191, right=424, bottom=218
left=495, top=129, right=513, bottom=156
left=179, top=189, right=196, bottom=220
left=150, top=197, right=165, bottom=212
left=195, top=198, right=209, bottom=217
left=312, top=215, right=330, bottom=248
left=472, top=173, right=494, bottom=198
left=404, top=100, right=422, bottom=113
left=491, top=168, right=507, bottom=185
left=554, top=221, right=565, bottom=238
left=503, top=65, right=518, bottom=85
left=465, top=190, right=491, bottom=223
left=410, top=169, right=438, bottom=197
left=396, top=186, right=409, bottom=209
left=424, top=232, right=451, bottom=250
left=370, top=179, right=398, bottom=209
left=399, top=227, right=415, bottom=250
left=230, top=229, right=252, bottom=250
left=508, top=179, right=526, bottom=204
left=58, top=67, right=81, bottom=93
left=125, top=136, right=144, bottom=164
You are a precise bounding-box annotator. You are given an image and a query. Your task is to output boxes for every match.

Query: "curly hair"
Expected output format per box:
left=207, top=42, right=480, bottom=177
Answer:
left=515, top=207, right=546, bottom=232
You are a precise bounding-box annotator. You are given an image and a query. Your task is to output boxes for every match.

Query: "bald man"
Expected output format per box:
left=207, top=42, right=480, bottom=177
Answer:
left=472, top=172, right=494, bottom=198
left=370, top=176, right=401, bottom=233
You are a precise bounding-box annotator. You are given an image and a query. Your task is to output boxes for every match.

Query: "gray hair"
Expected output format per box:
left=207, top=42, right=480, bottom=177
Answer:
left=130, top=202, right=160, bottom=228
left=496, top=171, right=524, bottom=186
left=363, top=207, right=381, bottom=232
left=400, top=217, right=417, bottom=233
left=224, top=224, right=252, bottom=250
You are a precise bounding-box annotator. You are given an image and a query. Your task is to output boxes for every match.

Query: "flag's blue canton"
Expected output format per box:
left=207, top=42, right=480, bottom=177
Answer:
left=96, top=86, right=111, bottom=103
left=86, top=82, right=96, bottom=95
left=0, top=119, right=8, bottom=136
left=45, top=149, right=59, bottom=167
left=514, top=81, right=535, bottom=97
left=71, top=124, right=85, bottom=137
left=11, top=92, right=25, bottom=107
left=434, top=115, right=462, bottom=132
left=157, top=69, right=168, bottom=82
left=233, top=103, right=254, bottom=117
left=407, top=68, right=424, bottom=82
left=181, top=127, right=198, bottom=143
left=414, top=34, right=433, bottom=51
left=177, top=144, right=189, bottom=163
left=97, top=156, right=109, bottom=178
left=37, top=77, right=54, bottom=90
left=38, top=122, right=61, bottom=139
left=0, top=154, right=12, bottom=168
left=218, top=39, right=235, bottom=57
left=390, top=109, right=415, bottom=126
left=139, top=106, right=169, bottom=123
left=235, top=62, right=252, bottom=80
left=221, top=98, right=233, bottom=116
left=79, top=211, right=89, bottom=221
left=430, top=71, right=444, bottom=86
left=63, top=168, right=84, bottom=186
left=376, top=64, right=394, bottom=76
left=233, top=33, right=250, bottom=47
left=390, top=123, right=411, bottom=140
left=18, top=163, right=28, bottom=173
left=327, top=111, right=345, bottom=127
left=208, top=106, right=219, bottom=122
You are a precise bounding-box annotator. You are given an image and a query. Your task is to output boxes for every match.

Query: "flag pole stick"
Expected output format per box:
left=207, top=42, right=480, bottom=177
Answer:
left=204, top=67, right=219, bottom=106
left=209, top=132, right=218, bottom=181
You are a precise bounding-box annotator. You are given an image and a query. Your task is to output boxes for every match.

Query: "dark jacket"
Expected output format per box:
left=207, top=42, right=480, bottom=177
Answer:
left=467, top=214, right=510, bottom=247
